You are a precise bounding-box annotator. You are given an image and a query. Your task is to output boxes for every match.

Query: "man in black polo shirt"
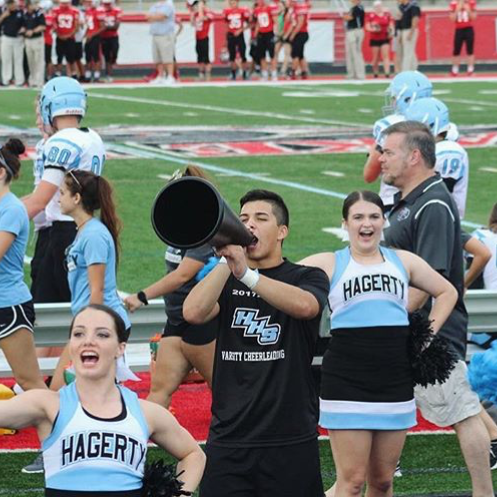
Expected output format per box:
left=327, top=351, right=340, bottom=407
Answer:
left=0, top=0, right=25, bottom=86
left=381, top=120, right=493, bottom=496
left=343, top=0, right=365, bottom=79
left=184, top=189, right=328, bottom=497
left=397, top=0, right=420, bottom=71
left=23, top=0, right=46, bottom=88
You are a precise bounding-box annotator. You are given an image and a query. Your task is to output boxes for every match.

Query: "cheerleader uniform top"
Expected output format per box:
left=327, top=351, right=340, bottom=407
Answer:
left=328, top=246, right=409, bottom=330
left=42, top=382, right=149, bottom=495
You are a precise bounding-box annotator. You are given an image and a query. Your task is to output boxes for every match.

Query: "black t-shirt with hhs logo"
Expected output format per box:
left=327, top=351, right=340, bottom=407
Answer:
left=208, top=260, right=329, bottom=448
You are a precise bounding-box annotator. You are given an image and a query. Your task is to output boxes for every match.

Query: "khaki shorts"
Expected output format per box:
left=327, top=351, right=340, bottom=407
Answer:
left=414, top=360, right=481, bottom=427
left=152, top=33, right=175, bottom=64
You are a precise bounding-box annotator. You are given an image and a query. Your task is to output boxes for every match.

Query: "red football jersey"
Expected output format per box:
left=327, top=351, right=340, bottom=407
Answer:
left=194, top=8, right=214, bottom=39
left=85, top=6, right=106, bottom=37
left=292, top=2, right=310, bottom=33
left=53, top=5, right=80, bottom=38
left=366, top=11, right=392, bottom=40
left=450, top=0, right=476, bottom=28
left=44, top=11, right=54, bottom=45
left=253, top=4, right=276, bottom=33
left=223, top=7, right=250, bottom=34
left=101, top=6, right=122, bottom=38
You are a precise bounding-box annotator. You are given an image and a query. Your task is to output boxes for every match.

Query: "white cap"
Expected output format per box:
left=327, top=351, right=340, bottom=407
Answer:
left=59, top=0, right=71, bottom=4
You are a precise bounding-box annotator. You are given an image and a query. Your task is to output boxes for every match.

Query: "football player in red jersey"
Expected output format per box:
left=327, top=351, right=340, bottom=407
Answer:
left=365, top=0, right=393, bottom=78
left=449, top=0, right=476, bottom=76
left=83, top=0, right=106, bottom=81
left=41, top=0, right=54, bottom=81
left=223, top=0, right=250, bottom=80
left=100, top=0, right=122, bottom=82
left=52, top=0, right=80, bottom=77
left=287, top=0, right=310, bottom=79
left=190, top=0, right=214, bottom=80
left=253, top=0, right=279, bottom=80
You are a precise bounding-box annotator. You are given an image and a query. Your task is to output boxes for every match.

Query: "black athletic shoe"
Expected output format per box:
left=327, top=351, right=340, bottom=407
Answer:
left=22, top=451, right=44, bottom=474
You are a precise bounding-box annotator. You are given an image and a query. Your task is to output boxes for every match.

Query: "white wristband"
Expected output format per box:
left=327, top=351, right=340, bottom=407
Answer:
left=218, top=256, right=228, bottom=265
left=238, top=267, right=260, bottom=290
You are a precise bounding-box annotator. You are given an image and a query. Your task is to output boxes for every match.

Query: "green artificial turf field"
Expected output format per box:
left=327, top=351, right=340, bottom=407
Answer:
left=1, top=79, right=496, bottom=495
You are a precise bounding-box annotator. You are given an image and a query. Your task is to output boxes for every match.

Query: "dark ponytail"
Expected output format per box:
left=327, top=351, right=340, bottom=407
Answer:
left=0, top=138, right=25, bottom=182
left=64, top=170, right=122, bottom=264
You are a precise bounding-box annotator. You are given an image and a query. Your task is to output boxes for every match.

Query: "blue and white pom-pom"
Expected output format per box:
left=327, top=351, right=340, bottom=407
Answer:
left=468, top=341, right=497, bottom=405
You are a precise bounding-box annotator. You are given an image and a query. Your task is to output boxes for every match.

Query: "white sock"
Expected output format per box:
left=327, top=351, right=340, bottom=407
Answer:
left=94, top=71, right=100, bottom=79
left=468, top=65, right=474, bottom=72
left=85, top=70, right=91, bottom=79
left=452, top=65, right=459, bottom=74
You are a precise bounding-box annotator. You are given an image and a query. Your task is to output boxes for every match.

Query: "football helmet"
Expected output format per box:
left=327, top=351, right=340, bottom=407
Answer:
left=404, top=97, right=450, bottom=137
left=39, top=77, right=87, bottom=126
left=384, top=70, right=433, bottom=115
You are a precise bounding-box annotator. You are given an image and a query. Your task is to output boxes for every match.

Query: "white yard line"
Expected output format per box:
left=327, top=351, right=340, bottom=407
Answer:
left=88, top=92, right=367, bottom=128
left=108, top=141, right=482, bottom=231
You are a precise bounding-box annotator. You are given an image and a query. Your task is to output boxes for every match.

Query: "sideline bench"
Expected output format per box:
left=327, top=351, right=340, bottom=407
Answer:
left=0, top=290, right=496, bottom=377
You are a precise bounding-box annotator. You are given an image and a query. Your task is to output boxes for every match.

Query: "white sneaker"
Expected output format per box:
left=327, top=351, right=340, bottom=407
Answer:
left=163, top=76, right=176, bottom=85
left=149, top=76, right=165, bottom=84
left=271, top=71, right=278, bottom=81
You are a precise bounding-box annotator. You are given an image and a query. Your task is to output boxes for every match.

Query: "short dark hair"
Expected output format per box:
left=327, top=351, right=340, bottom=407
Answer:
left=239, top=189, right=289, bottom=227
left=342, top=190, right=385, bottom=219
left=383, top=120, right=436, bottom=169
left=69, top=304, right=129, bottom=343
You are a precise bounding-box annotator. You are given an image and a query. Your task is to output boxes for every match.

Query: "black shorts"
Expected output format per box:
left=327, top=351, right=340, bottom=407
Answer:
left=196, top=37, right=210, bottom=64
left=257, top=31, right=275, bottom=59
left=291, top=31, right=308, bottom=59
left=30, top=227, right=51, bottom=300
left=200, top=439, right=323, bottom=497
left=101, top=36, right=119, bottom=64
left=32, top=221, right=77, bottom=303
left=249, top=39, right=260, bottom=64
left=0, top=301, right=35, bottom=341
left=45, top=43, right=53, bottom=65
left=453, top=26, right=474, bottom=56
left=227, top=32, right=246, bottom=62
left=370, top=38, right=390, bottom=47
left=85, top=36, right=101, bottom=63
left=74, top=41, right=83, bottom=61
left=162, top=317, right=217, bottom=346
left=56, top=37, right=76, bottom=64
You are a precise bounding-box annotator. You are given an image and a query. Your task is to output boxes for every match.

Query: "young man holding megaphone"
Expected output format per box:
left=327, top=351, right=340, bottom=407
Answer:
left=183, top=189, right=329, bottom=497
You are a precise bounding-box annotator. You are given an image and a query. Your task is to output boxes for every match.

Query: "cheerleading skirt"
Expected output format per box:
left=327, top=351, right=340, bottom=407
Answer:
left=319, top=326, right=416, bottom=430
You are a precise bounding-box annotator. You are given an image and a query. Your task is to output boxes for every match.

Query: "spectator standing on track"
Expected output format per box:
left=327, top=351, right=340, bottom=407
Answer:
left=52, top=0, right=80, bottom=77
left=365, top=0, right=393, bottom=78
left=449, top=0, right=476, bottom=76
left=253, top=0, right=279, bottom=81
left=147, top=0, right=176, bottom=85
left=381, top=120, right=494, bottom=497
left=343, top=0, right=365, bottom=80
left=82, top=0, right=105, bottom=82
left=223, top=0, right=250, bottom=80
left=190, top=0, right=213, bottom=81
left=184, top=189, right=328, bottom=497
left=23, top=0, right=46, bottom=88
left=100, top=0, right=121, bottom=82
left=397, top=0, right=420, bottom=71
left=287, top=0, right=310, bottom=80
left=0, top=0, right=25, bottom=86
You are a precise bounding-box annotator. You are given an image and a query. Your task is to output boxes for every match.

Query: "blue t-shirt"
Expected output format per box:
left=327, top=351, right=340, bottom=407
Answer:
left=0, top=192, right=32, bottom=307
left=66, top=218, right=130, bottom=328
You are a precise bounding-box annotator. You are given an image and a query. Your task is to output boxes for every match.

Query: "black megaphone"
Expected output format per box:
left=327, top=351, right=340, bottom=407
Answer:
left=151, top=177, right=255, bottom=249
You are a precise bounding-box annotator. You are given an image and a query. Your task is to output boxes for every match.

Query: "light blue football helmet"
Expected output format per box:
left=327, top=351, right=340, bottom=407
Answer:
left=404, top=97, right=451, bottom=137
left=384, top=71, right=433, bottom=115
left=39, top=77, right=87, bottom=126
